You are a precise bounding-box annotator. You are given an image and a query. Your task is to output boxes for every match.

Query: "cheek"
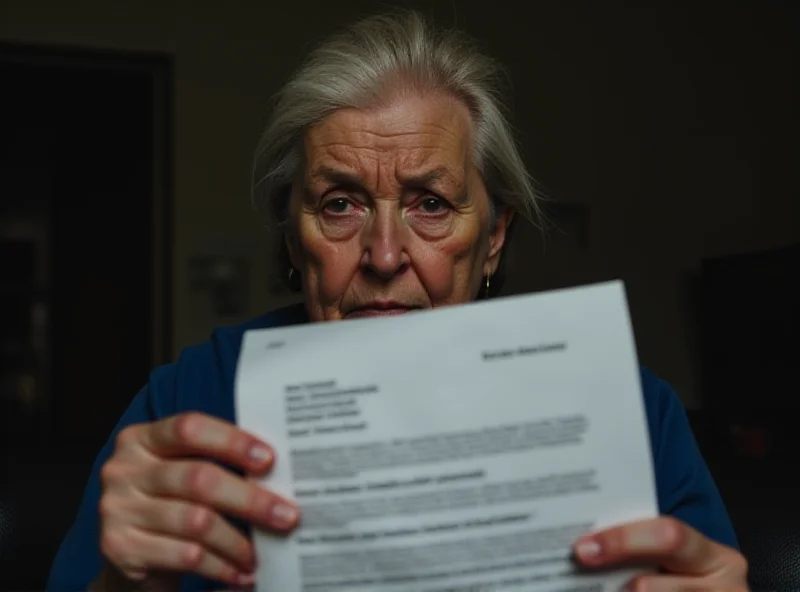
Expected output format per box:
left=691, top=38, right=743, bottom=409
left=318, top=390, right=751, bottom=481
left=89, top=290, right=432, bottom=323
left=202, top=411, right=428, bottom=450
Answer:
left=411, top=225, right=487, bottom=304
left=298, top=225, right=361, bottom=304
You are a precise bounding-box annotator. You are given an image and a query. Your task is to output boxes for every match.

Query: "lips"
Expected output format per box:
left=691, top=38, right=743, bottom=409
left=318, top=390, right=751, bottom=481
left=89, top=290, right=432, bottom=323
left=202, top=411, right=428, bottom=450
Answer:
left=344, top=302, right=419, bottom=319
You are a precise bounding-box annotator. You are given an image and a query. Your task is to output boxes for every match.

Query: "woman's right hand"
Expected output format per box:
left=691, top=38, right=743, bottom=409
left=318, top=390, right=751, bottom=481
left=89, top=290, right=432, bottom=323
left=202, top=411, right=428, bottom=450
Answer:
left=96, top=412, right=299, bottom=589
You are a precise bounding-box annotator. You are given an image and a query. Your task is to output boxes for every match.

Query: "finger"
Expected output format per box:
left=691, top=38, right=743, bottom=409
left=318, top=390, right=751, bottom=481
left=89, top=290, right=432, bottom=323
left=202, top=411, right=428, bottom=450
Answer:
left=626, top=574, right=700, bottom=592
left=147, top=460, right=300, bottom=532
left=574, top=517, right=721, bottom=575
left=626, top=573, right=748, bottom=592
left=102, top=527, right=254, bottom=587
left=143, top=412, right=274, bottom=474
left=124, top=497, right=255, bottom=572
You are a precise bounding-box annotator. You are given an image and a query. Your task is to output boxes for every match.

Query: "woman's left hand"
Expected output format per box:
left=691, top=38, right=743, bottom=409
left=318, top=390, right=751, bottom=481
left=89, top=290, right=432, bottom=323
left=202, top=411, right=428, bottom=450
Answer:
left=573, top=516, right=748, bottom=591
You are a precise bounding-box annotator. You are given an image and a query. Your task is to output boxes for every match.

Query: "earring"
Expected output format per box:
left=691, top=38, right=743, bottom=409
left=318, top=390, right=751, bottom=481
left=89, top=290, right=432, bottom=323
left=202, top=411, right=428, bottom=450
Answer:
left=484, top=275, right=491, bottom=299
left=287, top=267, right=302, bottom=292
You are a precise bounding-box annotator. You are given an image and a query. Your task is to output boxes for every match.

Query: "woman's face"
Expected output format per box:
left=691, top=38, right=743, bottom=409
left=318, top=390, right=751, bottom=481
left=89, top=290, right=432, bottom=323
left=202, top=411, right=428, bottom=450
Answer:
left=287, top=93, right=513, bottom=322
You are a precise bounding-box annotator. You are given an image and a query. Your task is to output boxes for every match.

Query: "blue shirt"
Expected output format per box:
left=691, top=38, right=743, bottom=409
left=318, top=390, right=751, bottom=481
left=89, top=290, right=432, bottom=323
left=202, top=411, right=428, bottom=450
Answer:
left=47, top=303, right=738, bottom=591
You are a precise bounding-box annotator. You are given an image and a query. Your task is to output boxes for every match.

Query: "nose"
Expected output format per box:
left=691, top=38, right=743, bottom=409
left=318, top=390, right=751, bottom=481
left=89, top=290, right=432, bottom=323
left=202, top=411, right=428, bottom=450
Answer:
left=360, top=206, right=409, bottom=280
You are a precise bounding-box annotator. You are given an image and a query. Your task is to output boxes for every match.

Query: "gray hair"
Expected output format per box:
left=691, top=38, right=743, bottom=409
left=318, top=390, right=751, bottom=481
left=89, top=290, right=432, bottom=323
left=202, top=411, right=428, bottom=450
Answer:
left=253, top=10, right=539, bottom=290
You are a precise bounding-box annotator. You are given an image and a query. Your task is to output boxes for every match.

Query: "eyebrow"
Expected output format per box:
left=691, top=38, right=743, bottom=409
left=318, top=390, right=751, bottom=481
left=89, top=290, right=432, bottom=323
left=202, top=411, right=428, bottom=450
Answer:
left=307, top=164, right=460, bottom=191
left=398, top=167, right=459, bottom=188
left=307, top=165, right=363, bottom=189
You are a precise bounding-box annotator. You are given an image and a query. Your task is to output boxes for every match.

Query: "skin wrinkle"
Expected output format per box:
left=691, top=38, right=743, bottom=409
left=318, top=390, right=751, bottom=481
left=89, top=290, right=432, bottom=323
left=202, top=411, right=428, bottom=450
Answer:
left=286, top=92, right=513, bottom=322
left=304, top=166, right=469, bottom=215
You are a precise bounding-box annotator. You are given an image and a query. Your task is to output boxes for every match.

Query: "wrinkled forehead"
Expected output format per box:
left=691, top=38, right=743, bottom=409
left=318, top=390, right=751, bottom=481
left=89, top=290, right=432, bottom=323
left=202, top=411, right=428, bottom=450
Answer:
left=301, top=94, right=477, bottom=191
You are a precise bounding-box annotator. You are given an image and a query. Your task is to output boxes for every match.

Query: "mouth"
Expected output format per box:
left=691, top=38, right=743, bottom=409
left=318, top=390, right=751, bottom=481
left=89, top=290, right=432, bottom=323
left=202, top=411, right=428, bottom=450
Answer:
left=344, top=302, right=420, bottom=319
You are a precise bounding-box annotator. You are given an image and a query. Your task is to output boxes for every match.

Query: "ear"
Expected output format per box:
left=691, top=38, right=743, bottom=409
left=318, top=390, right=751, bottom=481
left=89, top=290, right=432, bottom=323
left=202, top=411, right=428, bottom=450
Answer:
left=284, top=184, right=304, bottom=271
left=285, top=228, right=301, bottom=271
left=484, top=206, right=515, bottom=277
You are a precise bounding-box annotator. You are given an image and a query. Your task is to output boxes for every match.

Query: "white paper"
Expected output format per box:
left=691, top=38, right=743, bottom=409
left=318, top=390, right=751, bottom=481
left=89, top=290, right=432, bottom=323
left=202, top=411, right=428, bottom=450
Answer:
left=236, top=281, right=658, bottom=592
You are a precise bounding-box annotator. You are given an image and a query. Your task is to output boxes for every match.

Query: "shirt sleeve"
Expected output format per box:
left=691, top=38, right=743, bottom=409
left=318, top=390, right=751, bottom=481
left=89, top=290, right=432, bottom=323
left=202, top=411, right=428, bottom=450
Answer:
left=46, top=364, right=178, bottom=592
left=645, top=369, right=739, bottom=549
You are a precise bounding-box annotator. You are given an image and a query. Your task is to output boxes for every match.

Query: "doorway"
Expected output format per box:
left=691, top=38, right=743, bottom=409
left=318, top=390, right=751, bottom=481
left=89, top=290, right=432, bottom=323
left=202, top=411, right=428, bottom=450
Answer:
left=0, top=43, right=171, bottom=586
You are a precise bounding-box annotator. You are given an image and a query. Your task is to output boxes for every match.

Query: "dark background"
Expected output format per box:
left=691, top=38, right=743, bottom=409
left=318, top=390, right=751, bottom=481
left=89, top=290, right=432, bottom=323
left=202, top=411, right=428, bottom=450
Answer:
left=0, top=0, right=797, bottom=589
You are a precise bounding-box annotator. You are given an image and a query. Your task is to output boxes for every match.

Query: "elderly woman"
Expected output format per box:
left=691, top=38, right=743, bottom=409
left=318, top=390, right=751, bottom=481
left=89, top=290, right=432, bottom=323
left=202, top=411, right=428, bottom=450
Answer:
left=48, top=11, right=746, bottom=592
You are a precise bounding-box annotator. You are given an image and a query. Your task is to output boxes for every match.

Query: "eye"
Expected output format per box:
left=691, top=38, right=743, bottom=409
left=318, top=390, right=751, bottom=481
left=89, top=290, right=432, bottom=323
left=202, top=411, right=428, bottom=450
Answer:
left=322, top=197, right=354, bottom=215
left=417, top=196, right=450, bottom=214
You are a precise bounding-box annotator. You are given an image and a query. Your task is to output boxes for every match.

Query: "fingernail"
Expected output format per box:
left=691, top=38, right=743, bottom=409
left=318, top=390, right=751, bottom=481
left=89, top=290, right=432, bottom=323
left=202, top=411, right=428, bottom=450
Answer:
left=575, top=539, right=602, bottom=560
left=249, top=445, right=273, bottom=465
left=269, top=502, right=299, bottom=529
left=237, top=572, right=256, bottom=586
